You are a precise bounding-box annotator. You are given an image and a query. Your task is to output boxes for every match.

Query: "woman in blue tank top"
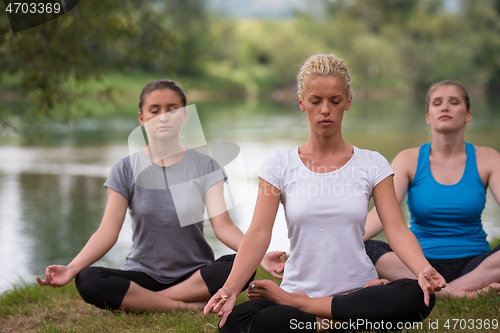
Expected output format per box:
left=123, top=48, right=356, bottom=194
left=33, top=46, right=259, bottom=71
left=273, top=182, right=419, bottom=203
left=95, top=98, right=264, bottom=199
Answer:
left=364, top=80, right=500, bottom=298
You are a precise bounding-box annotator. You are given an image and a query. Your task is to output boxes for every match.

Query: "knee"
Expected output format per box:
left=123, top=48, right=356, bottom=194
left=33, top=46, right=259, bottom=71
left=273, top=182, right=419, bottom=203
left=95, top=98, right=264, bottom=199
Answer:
left=217, top=313, right=243, bottom=333
left=218, top=300, right=276, bottom=333
left=75, top=267, right=129, bottom=310
left=218, top=314, right=239, bottom=333
left=74, top=267, right=102, bottom=304
left=218, top=301, right=258, bottom=333
left=394, top=278, right=435, bottom=321
left=485, top=252, right=500, bottom=271
left=75, top=266, right=122, bottom=310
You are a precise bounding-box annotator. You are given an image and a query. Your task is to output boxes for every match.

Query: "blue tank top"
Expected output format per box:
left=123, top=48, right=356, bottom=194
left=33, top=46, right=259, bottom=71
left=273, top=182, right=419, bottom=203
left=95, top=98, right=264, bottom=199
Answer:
left=407, top=142, right=490, bottom=259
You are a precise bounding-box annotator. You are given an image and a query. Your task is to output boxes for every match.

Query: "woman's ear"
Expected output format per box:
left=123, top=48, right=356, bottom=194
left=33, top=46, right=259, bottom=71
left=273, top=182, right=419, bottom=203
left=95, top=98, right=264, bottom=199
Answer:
left=465, top=110, right=472, bottom=123
left=138, top=111, right=145, bottom=127
left=345, top=96, right=353, bottom=111
left=298, top=96, right=306, bottom=111
left=183, top=108, right=189, bottom=125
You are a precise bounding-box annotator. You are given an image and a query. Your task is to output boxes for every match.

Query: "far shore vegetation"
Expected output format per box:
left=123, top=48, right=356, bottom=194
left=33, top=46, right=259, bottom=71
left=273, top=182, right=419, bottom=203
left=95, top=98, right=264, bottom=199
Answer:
left=1, top=1, right=500, bottom=127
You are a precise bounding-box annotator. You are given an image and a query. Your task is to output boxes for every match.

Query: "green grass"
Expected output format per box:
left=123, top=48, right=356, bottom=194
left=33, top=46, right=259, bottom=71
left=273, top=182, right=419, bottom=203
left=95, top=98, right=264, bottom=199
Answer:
left=0, top=280, right=221, bottom=332
left=1, top=268, right=499, bottom=332
left=489, top=238, right=500, bottom=249
left=0, top=268, right=280, bottom=333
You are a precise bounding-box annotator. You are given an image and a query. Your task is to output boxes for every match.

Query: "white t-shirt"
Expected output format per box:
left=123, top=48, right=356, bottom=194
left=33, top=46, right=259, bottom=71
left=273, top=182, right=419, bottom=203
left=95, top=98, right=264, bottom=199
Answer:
left=259, top=146, right=394, bottom=297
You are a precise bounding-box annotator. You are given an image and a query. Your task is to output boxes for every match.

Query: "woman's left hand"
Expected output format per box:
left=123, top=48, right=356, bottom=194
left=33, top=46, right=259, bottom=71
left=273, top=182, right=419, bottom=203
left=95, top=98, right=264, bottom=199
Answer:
left=204, top=287, right=236, bottom=327
left=260, top=251, right=287, bottom=278
left=418, top=266, right=447, bottom=306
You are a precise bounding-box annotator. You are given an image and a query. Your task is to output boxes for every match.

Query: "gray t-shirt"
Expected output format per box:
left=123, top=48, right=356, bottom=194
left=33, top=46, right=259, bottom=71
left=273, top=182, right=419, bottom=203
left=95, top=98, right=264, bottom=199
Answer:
left=104, top=148, right=225, bottom=284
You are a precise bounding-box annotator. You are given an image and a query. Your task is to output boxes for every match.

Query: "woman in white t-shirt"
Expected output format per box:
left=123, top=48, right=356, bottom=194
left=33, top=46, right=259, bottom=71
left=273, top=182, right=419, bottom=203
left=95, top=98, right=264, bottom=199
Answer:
left=204, top=54, right=446, bottom=333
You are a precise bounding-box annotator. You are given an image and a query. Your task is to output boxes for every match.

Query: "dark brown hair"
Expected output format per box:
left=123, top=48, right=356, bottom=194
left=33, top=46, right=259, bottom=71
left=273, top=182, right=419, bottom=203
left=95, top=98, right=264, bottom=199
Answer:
left=138, top=79, right=187, bottom=112
left=426, top=80, right=470, bottom=112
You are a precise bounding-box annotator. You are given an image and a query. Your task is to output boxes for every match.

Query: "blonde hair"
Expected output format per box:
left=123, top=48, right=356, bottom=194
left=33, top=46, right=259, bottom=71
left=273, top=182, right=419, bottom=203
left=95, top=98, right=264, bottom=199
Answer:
left=426, top=80, right=470, bottom=112
left=297, top=54, right=353, bottom=99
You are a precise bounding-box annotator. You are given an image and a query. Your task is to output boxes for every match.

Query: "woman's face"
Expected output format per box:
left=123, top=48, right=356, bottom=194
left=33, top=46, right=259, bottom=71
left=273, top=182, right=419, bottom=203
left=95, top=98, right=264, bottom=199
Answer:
left=426, top=85, right=471, bottom=132
left=138, top=89, right=187, bottom=141
left=298, top=75, right=352, bottom=138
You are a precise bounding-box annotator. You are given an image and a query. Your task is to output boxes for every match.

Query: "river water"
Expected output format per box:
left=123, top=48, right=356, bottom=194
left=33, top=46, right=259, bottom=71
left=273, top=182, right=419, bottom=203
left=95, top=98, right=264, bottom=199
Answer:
left=1, top=97, right=499, bottom=293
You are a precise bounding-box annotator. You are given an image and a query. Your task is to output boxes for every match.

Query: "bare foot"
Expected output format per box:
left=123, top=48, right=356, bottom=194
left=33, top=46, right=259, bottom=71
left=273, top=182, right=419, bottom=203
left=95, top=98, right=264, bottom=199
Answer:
left=363, top=279, right=390, bottom=288
left=487, top=282, right=500, bottom=292
left=246, top=280, right=308, bottom=307
left=437, top=283, right=500, bottom=299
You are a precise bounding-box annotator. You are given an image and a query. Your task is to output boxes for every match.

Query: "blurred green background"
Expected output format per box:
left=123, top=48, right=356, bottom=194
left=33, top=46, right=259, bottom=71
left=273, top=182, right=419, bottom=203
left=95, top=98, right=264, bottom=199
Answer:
left=1, top=0, right=499, bottom=124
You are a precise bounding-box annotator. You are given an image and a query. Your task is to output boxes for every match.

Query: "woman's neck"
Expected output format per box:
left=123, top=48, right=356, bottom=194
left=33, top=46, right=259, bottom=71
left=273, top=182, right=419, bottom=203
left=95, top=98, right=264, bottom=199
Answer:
left=299, top=133, right=353, bottom=173
left=144, top=139, right=186, bottom=167
left=303, top=131, right=351, bottom=156
left=430, top=130, right=466, bottom=158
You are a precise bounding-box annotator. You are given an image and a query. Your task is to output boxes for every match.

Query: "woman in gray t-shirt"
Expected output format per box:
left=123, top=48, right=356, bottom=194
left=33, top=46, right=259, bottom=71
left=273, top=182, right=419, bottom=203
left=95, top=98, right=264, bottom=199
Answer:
left=36, top=80, right=286, bottom=312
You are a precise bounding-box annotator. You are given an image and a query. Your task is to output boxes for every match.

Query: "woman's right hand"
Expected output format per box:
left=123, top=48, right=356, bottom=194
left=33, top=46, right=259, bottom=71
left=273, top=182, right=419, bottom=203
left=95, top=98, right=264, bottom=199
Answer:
left=203, top=287, right=236, bottom=327
left=418, top=266, right=446, bottom=306
left=36, top=265, right=77, bottom=288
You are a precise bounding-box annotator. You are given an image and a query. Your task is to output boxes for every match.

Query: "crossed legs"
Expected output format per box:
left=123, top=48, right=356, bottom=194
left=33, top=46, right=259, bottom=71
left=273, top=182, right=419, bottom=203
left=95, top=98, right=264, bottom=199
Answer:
left=75, top=267, right=210, bottom=312
left=221, top=278, right=432, bottom=333
left=121, top=270, right=210, bottom=312
left=374, top=251, right=500, bottom=298
left=76, top=254, right=254, bottom=312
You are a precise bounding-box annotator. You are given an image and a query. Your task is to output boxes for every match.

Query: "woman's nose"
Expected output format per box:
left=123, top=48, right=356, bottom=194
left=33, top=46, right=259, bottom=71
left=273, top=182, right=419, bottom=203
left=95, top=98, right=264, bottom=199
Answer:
left=321, top=103, right=330, bottom=115
left=158, top=111, right=169, bottom=121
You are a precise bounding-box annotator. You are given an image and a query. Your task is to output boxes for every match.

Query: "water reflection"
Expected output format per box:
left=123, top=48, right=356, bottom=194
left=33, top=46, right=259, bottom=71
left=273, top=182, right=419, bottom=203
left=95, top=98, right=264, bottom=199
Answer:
left=19, top=174, right=107, bottom=273
left=1, top=98, right=500, bottom=293
left=0, top=173, right=31, bottom=289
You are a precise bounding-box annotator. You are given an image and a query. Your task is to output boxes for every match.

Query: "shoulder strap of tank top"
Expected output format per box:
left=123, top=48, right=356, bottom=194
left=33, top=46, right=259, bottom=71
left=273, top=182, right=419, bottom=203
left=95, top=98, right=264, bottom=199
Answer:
left=411, top=143, right=431, bottom=185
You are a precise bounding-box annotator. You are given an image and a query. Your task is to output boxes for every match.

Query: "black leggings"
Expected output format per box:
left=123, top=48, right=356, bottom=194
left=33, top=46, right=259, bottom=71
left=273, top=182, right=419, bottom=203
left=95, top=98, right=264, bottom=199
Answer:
left=75, top=254, right=255, bottom=310
left=219, top=279, right=434, bottom=333
left=365, top=240, right=500, bottom=282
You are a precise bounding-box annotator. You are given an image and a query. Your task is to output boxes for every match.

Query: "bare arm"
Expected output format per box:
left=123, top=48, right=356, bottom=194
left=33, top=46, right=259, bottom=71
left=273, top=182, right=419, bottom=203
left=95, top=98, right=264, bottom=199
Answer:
left=373, top=176, right=445, bottom=305
left=207, top=180, right=288, bottom=277
left=206, top=181, right=243, bottom=251
left=204, top=178, right=280, bottom=326
left=488, top=155, right=500, bottom=207
left=477, top=146, right=500, bottom=206
left=36, top=188, right=128, bottom=287
left=363, top=149, right=416, bottom=241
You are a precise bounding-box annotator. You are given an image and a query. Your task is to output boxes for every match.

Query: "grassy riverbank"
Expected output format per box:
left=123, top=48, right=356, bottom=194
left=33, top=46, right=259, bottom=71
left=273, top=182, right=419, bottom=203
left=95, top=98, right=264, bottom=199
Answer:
left=1, top=266, right=499, bottom=333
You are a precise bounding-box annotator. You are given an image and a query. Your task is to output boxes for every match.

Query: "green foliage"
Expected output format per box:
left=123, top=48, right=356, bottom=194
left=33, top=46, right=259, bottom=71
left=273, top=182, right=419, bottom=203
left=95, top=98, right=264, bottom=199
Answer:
left=1, top=0, right=500, bottom=126
left=159, top=0, right=211, bottom=76
left=202, top=0, right=500, bottom=99
left=0, top=0, right=177, bottom=122
left=321, top=0, right=500, bottom=94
